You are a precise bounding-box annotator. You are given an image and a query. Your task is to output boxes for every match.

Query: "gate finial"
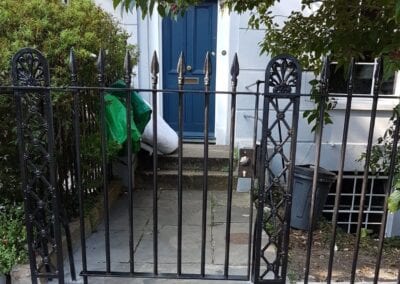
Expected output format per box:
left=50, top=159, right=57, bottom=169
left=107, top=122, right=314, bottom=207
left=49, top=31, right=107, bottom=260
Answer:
left=203, top=52, right=211, bottom=86
left=230, top=53, right=239, bottom=87
left=320, top=56, right=331, bottom=94
left=69, top=48, right=77, bottom=83
left=151, top=51, right=159, bottom=86
left=124, top=50, right=132, bottom=85
left=372, top=57, right=383, bottom=95
left=177, top=51, right=185, bottom=86
left=96, top=49, right=105, bottom=83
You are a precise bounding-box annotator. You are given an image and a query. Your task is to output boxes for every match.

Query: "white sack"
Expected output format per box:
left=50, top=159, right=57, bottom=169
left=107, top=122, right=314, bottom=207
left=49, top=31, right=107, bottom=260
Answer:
left=142, top=114, right=178, bottom=154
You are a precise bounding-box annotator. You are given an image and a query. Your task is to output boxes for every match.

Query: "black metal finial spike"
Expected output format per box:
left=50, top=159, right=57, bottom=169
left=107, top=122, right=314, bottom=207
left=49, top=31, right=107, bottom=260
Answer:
left=177, top=51, right=186, bottom=85
left=151, top=51, right=159, bottom=76
left=321, top=56, right=330, bottom=80
left=347, top=57, right=356, bottom=90
left=321, top=56, right=330, bottom=93
left=151, top=51, right=159, bottom=86
left=203, top=52, right=211, bottom=86
left=373, top=57, right=383, bottom=91
left=69, top=48, right=77, bottom=83
left=96, top=49, right=105, bottom=83
left=124, top=50, right=132, bottom=85
left=230, top=53, right=240, bottom=87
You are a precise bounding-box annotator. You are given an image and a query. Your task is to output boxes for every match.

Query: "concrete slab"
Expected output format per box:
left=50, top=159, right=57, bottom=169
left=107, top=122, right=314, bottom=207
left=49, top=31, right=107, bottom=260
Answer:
left=211, top=223, right=251, bottom=266
left=135, top=225, right=213, bottom=266
left=64, top=189, right=255, bottom=283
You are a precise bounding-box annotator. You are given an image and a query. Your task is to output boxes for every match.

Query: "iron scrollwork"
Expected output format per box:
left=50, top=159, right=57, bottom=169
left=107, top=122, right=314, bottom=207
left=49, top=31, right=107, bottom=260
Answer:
left=12, top=48, right=64, bottom=283
left=254, top=55, right=302, bottom=283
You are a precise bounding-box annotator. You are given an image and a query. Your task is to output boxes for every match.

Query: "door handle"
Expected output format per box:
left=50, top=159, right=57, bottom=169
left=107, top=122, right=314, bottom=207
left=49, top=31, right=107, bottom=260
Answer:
left=186, top=65, right=192, bottom=71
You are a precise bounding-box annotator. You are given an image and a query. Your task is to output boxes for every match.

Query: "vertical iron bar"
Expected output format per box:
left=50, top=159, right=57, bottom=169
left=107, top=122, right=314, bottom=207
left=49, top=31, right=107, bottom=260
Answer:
left=350, top=57, right=383, bottom=283
left=124, top=50, right=135, bottom=274
left=177, top=52, right=185, bottom=276
left=304, top=57, right=330, bottom=283
left=253, top=83, right=271, bottom=282
left=248, top=80, right=262, bottom=280
left=46, top=67, right=65, bottom=284
left=12, top=48, right=65, bottom=283
left=280, top=59, right=302, bottom=282
left=96, top=48, right=111, bottom=273
left=224, top=53, right=239, bottom=278
left=373, top=98, right=400, bottom=282
left=201, top=52, right=211, bottom=277
left=151, top=51, right=160, bottom=275
left=327, top=58, right=355, bottom=283
left=70, top=48, right=88, bottom=284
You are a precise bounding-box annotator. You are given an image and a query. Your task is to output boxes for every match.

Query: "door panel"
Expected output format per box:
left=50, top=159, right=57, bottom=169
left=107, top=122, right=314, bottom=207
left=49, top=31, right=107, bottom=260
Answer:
left=162, top=1, right=217, bottom=139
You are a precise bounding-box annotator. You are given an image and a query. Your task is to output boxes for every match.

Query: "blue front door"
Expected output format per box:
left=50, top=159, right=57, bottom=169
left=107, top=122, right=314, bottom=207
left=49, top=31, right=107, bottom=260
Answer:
left=162, top=1, right=217, bottom=140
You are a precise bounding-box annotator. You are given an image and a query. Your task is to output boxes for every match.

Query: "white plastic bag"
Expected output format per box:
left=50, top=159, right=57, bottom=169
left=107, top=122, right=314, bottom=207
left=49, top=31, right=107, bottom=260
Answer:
left=141, top=114, right=178, bottom=155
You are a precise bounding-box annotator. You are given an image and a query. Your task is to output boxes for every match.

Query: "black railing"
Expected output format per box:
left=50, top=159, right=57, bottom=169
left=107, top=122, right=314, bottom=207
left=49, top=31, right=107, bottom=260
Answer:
left=0, top=47, right=399, bottom=284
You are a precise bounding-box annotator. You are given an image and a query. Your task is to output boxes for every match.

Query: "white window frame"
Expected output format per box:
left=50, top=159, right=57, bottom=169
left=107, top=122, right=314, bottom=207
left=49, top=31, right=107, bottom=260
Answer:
left=329, top=61, right=400, bottom=111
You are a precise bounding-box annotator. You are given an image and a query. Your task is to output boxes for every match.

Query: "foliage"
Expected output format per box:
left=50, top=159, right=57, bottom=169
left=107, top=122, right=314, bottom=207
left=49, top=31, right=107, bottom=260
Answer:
left=0, top=0, right=138, bottom=210
left=225, top=0, right=400, bottom=78
left=113, top=0, right=199, bottom=18
left=0, top=0, right=137, bottom=86
left=0, top=203, right=27, bottom=275
left=359, top=104, right=400, bottom=213
left=302, top=78, right=336, bottom=132
left=0, top=95, right=19, bottom=202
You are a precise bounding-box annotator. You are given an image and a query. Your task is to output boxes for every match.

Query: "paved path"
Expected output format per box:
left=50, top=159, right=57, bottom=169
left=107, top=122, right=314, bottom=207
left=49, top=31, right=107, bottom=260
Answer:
left=64, top=189, right=255, bottom=283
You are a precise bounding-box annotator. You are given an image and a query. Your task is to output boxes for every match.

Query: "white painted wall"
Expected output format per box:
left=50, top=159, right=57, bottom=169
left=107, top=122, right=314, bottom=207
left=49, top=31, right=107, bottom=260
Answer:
left=93, top=0, right=139, bottom=87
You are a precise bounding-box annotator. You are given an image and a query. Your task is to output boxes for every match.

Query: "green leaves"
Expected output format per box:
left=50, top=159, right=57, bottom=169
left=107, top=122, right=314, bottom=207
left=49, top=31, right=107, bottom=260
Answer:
left=389, top=189, right=400, bottom=213
left=112, top=0, right=200, bottom=18
left=0, top=203, right=27, bottom=275
left=396, top=0, right=400, bottom=23
left=302, top=78, right=335, bottom=132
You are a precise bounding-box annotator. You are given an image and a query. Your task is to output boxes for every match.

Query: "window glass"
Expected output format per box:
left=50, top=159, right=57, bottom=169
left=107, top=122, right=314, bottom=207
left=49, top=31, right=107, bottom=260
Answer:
left=328, top=63, right=395, bottom=95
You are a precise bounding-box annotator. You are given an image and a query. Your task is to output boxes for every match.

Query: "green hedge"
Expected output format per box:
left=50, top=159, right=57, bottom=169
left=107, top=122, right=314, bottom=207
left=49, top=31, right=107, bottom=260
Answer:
left=0, top=203, right=27, bottom=275
left=0, top=0, right=138, bottom=203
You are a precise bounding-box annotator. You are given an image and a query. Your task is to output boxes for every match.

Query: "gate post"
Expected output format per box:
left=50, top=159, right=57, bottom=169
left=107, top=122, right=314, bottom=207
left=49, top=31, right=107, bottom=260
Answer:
left=12, top=48, right=64, bottom=283
left=253, top=55, right=301, bottom=283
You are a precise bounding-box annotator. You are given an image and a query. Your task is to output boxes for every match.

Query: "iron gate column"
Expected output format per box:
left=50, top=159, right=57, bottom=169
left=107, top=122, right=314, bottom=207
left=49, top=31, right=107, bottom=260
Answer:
left=253, top=55, right=302, bottom=283
left=12, top=48, right=64, bottom=283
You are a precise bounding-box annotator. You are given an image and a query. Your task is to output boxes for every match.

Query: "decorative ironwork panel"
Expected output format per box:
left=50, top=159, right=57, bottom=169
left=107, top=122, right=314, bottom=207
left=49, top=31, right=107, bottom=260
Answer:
left=254, top=55, right=302, bottom=283
left=12, top=48, right=64, bottom=283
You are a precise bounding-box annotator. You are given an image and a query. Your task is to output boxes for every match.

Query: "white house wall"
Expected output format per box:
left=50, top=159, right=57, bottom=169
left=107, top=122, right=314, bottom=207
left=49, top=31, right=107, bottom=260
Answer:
left=93, top=0, right=139, bottom=88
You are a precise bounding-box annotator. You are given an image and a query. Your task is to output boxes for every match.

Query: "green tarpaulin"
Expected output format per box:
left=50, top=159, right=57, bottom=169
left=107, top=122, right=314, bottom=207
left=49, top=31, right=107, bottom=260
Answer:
left=105, top=80, right=152, bottom=153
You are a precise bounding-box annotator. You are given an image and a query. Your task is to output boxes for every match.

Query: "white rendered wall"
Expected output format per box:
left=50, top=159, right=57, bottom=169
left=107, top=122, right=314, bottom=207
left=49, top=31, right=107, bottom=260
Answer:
left=93, top=0, right=139, bottom=88
left=93, top=1, right=161, bottom=109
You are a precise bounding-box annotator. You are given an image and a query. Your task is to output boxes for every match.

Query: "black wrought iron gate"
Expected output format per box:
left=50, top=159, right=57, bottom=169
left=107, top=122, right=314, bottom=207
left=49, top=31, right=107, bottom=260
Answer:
left=6, top=47, right=398, bottom=284
left=8, top=47, right=304, bottom=284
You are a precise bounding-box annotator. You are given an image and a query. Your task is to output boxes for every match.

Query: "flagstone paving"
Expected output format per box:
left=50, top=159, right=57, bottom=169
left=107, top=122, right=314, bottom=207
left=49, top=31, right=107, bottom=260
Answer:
left=64, top=189, right=258, bottom=283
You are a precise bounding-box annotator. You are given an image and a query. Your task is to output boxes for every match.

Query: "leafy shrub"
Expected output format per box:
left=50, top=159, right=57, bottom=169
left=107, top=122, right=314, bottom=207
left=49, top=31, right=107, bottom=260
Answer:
left=361, top=104, right=400, bottom=213
left=0, top=0, right=138, bottom=204
left=0, top=203, right=27, bottom=275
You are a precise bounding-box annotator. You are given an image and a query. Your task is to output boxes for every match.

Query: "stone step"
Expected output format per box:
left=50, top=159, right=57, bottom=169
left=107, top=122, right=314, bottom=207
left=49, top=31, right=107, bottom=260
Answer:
left=138, top=144, right=237, bottom=171
left=135, top=170, right=238, bottom=191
